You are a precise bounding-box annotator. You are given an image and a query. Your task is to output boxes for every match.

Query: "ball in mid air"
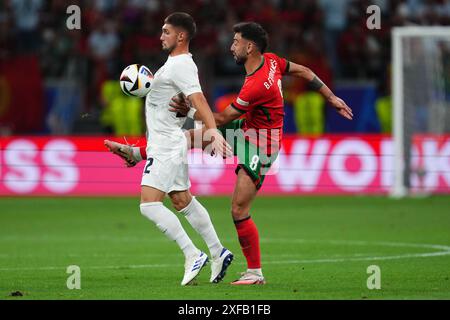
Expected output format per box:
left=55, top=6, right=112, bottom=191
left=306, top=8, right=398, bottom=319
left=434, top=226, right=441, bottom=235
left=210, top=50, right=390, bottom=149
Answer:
left=119, top=64, right=153, bottom=98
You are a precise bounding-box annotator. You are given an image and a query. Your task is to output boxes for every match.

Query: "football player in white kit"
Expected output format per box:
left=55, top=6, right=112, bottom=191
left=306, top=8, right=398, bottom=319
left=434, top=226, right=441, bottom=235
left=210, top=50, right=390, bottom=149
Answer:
left=105, top=12, right=233, bottom=286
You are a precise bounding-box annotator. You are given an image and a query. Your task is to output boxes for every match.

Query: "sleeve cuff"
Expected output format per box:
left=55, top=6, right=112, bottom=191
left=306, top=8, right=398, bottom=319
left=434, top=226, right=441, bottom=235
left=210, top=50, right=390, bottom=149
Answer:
left=231, top=103, right=247, bottom=114
left=182, top=88, right=202, bottom=97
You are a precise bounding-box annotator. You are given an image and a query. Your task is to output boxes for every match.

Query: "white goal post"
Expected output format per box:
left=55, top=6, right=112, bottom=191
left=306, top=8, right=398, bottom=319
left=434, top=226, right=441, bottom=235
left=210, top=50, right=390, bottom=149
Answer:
left=391, top=27, right=450, bottom=197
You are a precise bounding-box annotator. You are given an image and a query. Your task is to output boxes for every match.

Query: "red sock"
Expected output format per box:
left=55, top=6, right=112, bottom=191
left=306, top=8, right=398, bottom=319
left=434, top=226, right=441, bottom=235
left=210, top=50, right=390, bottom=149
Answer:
left=234, top=217, right=261, bottom=269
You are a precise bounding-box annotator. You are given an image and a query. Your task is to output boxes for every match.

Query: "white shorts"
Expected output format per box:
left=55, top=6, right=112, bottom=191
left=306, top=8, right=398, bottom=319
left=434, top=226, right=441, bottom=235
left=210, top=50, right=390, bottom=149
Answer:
left=140, top=142, right=191, bottom=193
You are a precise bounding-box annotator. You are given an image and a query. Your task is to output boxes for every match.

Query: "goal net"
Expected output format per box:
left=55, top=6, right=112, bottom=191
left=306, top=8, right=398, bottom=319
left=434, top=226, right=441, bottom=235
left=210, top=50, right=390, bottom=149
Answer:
left=391, top=27, right=450, bottom=197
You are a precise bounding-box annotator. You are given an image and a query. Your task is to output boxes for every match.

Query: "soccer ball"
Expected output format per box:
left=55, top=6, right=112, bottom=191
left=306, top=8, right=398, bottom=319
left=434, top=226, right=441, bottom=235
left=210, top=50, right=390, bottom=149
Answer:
left=119, top=64, right=153, bottom=98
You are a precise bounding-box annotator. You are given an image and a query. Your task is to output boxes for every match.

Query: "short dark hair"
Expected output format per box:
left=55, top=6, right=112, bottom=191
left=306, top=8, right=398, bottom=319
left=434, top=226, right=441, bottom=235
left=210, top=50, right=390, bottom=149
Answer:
left=233, top=22, right=268, bottom=53
left=164, top=12, right=196, bottom=40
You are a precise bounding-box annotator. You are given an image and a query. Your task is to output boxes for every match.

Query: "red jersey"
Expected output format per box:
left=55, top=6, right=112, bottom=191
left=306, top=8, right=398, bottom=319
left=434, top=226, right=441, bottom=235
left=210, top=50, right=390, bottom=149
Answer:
left=231, top=52, right=289, bottom=154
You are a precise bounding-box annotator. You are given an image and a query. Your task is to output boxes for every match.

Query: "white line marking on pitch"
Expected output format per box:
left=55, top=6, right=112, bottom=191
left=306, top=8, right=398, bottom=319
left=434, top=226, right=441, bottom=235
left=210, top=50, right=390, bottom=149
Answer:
left=0, top=252, right=376, bottom=259
left=0, top=239, right=449, bottom=272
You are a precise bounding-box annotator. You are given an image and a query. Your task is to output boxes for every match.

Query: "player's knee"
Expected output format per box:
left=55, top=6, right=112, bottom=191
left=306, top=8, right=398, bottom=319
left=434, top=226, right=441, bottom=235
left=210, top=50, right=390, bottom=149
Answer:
left=170, top=196, right=191, bottom=211
left=169, top=191, right=193, bottom=211
left=231, top=203, right=249, bottom=220
left=172, top=200, right=189, bottom=212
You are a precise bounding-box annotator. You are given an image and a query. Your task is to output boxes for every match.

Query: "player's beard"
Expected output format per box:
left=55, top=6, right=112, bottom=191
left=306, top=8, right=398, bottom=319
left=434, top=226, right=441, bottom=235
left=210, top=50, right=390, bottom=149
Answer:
left=163, top=43, right=176, bottom=54
left=234, top=54, right=247, bottom=65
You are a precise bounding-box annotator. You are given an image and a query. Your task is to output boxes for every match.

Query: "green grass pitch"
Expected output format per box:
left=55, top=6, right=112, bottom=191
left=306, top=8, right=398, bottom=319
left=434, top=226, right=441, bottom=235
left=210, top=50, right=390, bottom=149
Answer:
left=1, top=196, right=449, bottom=300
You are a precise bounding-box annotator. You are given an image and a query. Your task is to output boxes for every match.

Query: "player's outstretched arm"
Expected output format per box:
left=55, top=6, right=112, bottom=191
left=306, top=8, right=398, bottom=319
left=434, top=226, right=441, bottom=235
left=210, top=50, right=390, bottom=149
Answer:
left=186, top=92, right=233, bottom=158
left=169, top=96, right=241, bottom=127
left=213, top=106, right=242, bottom=127
left=287, top=62, right=354, bottom=120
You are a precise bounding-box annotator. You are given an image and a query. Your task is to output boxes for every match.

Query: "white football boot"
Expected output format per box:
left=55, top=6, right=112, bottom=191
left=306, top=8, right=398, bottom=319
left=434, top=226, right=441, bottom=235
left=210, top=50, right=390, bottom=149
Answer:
left=181, top=251, right=209, bottom=286
left=231, top=270, right=266, bottom=285
left=210, top=248, right=234, bottom=283
left=104, top=139, right=140, bottom=167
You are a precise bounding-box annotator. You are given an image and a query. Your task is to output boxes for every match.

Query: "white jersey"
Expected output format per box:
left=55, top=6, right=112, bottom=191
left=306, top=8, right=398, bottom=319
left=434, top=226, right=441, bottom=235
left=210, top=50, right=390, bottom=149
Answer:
left=141, top=53, right=201, bottom=193
left=145, top=53, right=202, bottom=151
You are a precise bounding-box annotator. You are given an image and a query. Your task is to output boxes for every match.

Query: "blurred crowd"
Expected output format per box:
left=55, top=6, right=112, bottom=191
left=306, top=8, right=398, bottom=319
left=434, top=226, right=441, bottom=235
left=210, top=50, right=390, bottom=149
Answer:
left=1, top=0, right=450, bottom=134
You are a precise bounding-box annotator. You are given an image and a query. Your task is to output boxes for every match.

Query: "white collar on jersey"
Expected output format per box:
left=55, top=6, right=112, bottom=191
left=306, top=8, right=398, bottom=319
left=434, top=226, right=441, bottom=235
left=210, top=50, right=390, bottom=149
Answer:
left=168, top=53, right=193, bottom=60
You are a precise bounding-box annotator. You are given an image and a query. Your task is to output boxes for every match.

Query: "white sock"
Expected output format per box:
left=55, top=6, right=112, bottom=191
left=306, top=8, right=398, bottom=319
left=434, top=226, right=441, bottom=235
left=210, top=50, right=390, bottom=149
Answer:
left=140, top=202, right=198, bottom=259
left=132, top=146, right=143, bottom=161
left=248, top=268, right=263, bottom=276
left=179, top=197, right=223, bottom=259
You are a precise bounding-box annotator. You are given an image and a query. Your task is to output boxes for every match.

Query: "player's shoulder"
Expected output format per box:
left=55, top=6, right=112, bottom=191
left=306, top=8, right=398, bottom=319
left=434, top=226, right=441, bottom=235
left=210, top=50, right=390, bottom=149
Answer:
left=265, top=52, right=288, bottom=66
left=172, top=54, right=197, bottom=66
left=171, top=57, right=198, bottom=76
left=166, top=56, right=198, bottom=78
left=264, top=52, right=278, bottom=59
left=263, top=52, right=288, bottom=73
left=264, top=52, right=284, bottom=61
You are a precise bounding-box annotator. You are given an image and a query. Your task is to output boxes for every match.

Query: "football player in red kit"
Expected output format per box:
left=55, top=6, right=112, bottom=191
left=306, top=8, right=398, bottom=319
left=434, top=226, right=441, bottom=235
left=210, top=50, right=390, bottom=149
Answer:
left=105, top=22, right=352, bottom=285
